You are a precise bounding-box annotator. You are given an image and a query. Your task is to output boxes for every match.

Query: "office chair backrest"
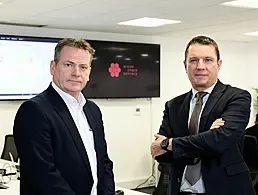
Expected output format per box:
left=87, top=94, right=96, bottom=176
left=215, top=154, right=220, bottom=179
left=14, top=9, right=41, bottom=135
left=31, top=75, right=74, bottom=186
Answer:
left=1, top=134, right=18, bottom=162
left=153, top=163, right=170, bottom=195
left=243, top=135, right=258, bottom=168
left=243, top=135, right=258, bottom=186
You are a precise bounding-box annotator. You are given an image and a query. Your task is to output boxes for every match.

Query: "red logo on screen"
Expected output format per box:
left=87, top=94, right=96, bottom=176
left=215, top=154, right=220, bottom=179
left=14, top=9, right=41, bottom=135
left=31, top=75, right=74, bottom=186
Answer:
left=108, top=63, right=121, bottom=77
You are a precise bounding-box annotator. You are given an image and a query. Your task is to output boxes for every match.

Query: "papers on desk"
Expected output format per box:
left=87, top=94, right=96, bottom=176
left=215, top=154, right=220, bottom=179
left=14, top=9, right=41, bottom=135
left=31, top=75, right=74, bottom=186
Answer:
left=0, top=183, right=9, bottom=189
left=0, top=158, right=19, bottom=185
left=0, top=179, right=19, bottom=194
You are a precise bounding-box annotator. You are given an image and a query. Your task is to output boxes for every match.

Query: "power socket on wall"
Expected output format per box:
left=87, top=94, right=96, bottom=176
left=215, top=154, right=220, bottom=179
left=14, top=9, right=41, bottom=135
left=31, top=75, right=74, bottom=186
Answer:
left=134, top=107, right=141, bottom=116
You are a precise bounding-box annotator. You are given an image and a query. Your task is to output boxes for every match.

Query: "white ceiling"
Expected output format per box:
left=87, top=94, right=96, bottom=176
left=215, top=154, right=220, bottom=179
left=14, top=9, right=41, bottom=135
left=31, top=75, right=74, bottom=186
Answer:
left=1, top=0, right=258, bottom=41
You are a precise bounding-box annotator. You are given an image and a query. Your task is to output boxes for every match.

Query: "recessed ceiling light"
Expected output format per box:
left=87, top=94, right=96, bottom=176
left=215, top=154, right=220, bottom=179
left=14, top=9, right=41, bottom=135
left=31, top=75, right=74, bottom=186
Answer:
left=221, top=0, right=258, bottom=9
left=244, top=31, right=258, bottom=36
left=0, top=2, right=3, bottom=5
left=118, top=17, right=181, bottom=27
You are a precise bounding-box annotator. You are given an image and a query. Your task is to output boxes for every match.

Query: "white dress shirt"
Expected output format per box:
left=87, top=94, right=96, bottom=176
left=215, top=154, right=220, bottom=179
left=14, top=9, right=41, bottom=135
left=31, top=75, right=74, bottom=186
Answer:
left=52, top=82, right=98, bottom=195
left=180, top=81, right=217, bottom=193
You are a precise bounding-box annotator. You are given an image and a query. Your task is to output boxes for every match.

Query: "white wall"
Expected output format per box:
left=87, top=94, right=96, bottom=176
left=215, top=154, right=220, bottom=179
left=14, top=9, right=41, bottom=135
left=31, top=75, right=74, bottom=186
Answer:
left=1, top=24, right=258, bottom=189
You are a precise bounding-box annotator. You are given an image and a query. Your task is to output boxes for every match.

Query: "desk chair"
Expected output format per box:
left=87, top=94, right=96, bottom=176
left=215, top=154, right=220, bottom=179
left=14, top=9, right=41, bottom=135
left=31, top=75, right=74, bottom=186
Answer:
left=1, top=134, right=18, bottom=162
left=243, top=135, right=258, bottom=186
left=153, top=163, right=170, bottom=195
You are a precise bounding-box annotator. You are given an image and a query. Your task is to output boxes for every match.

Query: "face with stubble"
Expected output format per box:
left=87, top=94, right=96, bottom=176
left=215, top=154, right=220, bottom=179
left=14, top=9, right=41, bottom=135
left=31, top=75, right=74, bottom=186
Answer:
left=50, top=46, right=92, bottom=99
left=184, top=43, right=222, bottom=91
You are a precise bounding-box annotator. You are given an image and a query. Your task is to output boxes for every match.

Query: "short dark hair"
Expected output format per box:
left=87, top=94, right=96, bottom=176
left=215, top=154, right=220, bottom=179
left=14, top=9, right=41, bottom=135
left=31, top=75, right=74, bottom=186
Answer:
left=54, top=38, right=95, bottom=63
left=184, top=35, right=220, bottom=61
left=256, top=113, right=258, bottom=122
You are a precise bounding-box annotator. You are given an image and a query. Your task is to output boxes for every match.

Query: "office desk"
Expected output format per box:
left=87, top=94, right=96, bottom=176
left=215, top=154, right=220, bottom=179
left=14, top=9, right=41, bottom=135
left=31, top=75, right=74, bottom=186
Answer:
left=0, top=180, right=147, bottom=195
left=0, top=159, right=18, bottom=167
left=0, top=158, right=18, bottom=178
left=0, top=180, right=19, bottom=195
left=0, top=159, right=14, bottom=167
left=0, top=159, right=19, bottom=194
left=0, top=159, right=147, bottom=195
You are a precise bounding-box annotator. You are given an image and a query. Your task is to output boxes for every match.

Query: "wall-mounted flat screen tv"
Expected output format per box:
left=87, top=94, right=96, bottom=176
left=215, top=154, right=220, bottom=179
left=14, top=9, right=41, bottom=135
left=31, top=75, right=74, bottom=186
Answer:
left=0, top=35, right=160, bottom=100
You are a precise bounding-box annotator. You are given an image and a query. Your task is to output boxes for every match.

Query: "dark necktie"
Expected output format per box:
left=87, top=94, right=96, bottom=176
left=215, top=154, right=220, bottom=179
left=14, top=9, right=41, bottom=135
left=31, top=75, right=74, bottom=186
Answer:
left=185, top=91, right=208, bottom=186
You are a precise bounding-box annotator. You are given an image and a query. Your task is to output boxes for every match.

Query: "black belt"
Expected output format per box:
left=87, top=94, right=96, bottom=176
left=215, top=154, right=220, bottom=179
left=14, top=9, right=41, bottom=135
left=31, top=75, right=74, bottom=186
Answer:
left=179, top=192, right=207, bottom=195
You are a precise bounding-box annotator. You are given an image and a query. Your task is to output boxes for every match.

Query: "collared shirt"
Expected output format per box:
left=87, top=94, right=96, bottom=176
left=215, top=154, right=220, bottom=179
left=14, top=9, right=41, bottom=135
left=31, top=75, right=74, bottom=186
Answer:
left=180, top=80, right=217, bottom=193
left=52, top=82, right=98, bottom=195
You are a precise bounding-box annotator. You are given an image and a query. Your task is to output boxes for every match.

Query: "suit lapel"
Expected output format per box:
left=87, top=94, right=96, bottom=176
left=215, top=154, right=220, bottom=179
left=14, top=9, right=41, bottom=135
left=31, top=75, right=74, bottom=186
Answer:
left=83, top=104, right=101, bottom=179
left=199, top=80, right=226, bottom=133
left=83, top=105, right=96, bottom=131
left=46, top=85, right=92, bottom=172
left=178, top=91, right=192, bottom=136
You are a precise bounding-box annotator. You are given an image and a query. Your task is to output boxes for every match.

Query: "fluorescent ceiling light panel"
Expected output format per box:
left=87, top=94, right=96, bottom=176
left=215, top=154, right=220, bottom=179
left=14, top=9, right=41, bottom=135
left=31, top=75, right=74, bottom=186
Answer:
left=244, top=31, right=258, bottom=36
left=221, top=0, right=258, bottom=9
left=118, top=17, right=181, bottom=27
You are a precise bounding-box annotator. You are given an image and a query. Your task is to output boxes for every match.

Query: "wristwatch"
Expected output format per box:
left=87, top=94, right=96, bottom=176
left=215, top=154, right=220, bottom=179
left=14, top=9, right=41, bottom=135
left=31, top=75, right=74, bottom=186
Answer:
left=160, top=138, right=169, bottom=151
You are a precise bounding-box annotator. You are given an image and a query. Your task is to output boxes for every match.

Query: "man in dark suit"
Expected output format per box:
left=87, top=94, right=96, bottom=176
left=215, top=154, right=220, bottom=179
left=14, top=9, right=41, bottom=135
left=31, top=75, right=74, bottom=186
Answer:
left=150, top=35, right=255, bottom=195
left=13, top=38, right=115, bottom=195
left=246, top=113, right=258, bottom=140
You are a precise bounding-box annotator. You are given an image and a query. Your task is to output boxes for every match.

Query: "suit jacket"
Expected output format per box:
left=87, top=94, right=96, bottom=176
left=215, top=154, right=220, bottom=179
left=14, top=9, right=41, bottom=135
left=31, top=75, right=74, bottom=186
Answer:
left=13, top=85, right=115, bottom=195
left=156, top=80, right=255, bottom=195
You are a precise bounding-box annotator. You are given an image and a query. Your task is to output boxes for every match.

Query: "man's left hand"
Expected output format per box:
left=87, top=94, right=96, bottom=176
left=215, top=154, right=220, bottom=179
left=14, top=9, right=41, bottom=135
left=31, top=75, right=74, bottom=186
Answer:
left=150, top=133, right=167, bottom=159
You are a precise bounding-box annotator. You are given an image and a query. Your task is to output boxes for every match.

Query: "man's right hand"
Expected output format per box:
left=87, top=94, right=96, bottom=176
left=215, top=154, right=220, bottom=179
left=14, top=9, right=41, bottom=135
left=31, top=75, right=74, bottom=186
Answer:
left=210, top=118, right=225, bottom=130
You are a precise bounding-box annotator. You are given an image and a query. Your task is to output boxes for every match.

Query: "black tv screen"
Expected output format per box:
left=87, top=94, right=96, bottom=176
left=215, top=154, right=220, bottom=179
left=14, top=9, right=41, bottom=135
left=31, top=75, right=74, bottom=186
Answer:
left=0, top=35, right=160, bottom=100
left=85, top=40, right=160, bottom=98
